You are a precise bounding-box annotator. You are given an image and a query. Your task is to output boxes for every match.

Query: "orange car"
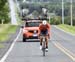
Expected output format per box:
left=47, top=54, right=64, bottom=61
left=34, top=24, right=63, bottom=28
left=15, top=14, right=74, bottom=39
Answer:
left=22, top=20, right=42, bottom=42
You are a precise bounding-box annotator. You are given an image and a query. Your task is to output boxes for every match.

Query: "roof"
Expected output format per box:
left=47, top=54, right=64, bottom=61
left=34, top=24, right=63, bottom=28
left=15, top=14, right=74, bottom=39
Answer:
left=26, top=20, right=42, bottom=23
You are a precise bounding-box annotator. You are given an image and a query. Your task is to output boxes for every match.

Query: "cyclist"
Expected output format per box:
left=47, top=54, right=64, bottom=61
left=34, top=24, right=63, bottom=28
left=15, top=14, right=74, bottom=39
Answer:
left=39, top=20, right=50, bottom=51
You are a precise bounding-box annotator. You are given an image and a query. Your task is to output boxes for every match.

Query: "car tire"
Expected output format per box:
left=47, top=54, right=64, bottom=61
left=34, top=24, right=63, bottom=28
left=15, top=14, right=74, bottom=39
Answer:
left=23, top=36, right=26, bottom=42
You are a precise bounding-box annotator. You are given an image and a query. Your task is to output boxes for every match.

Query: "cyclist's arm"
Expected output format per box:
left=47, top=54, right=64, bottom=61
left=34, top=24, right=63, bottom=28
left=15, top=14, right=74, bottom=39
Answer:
left=38, top=24, right=41, bottom=37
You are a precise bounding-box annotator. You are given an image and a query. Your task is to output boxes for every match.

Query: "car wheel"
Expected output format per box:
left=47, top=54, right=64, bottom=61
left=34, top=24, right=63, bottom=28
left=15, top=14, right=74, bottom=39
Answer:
left=23, top=36, right=26, bottom=42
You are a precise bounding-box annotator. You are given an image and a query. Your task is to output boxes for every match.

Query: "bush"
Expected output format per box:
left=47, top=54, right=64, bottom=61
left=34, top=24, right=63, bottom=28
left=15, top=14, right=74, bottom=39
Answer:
left=50, top=17, right=55, bottom=24
left=64, top=16, right=75, bottom=26
left=50, top=16, right=61, bottom=25
left=72, top=17, right=75, bottom=26
left=0, top=13, right=10, bottom=24
left=64, top=16, right=70, bottom=25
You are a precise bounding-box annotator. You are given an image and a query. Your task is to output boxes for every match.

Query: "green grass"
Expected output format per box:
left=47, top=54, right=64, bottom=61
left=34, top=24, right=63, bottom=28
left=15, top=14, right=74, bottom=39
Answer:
left=57, top=24, right=75, bottom=35
left=0, top=24, right=18, bottom=48
left=0, top=24, right=18, bottom=42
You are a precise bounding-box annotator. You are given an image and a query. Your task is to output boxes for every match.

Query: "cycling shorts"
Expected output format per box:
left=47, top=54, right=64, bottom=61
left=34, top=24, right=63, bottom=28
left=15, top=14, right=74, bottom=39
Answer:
left=40, top=30, right=48, bottom=35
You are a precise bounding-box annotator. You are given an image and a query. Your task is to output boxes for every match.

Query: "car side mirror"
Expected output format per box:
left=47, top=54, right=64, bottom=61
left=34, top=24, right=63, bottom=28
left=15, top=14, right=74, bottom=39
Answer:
left=21, top=26, right=24, bottom=28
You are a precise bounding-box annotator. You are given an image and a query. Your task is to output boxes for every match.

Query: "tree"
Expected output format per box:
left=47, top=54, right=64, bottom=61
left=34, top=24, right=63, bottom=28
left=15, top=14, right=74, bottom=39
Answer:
left=0, top=0, right=7, bottom=10
left=0, top=0, right=10, bottom=23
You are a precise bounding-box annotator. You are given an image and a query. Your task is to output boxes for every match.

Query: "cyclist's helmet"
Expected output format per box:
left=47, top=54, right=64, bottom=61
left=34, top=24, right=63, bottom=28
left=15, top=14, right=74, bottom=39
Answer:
left=42, top=20, right=47, bottom=25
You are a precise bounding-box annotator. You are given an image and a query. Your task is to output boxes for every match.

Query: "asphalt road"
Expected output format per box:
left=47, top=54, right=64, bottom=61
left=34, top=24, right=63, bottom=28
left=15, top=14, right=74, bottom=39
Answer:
left=3, top=25, right=75, bottom=62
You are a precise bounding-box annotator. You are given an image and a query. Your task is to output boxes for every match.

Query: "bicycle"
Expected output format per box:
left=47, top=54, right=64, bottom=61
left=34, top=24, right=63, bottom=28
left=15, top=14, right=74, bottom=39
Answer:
left=40, top=35, right=47, bottom=56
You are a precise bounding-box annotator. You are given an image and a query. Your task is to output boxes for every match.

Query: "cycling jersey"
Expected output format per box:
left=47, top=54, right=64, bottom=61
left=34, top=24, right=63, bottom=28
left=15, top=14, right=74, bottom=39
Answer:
left=39, top=24, right=50, bottom=31
left=39, top=23, right=50, bottom=36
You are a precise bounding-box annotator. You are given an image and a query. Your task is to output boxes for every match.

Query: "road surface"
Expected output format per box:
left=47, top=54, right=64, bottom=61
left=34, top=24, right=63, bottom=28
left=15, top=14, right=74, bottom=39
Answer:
left=2, top=26, right=75, bottom=62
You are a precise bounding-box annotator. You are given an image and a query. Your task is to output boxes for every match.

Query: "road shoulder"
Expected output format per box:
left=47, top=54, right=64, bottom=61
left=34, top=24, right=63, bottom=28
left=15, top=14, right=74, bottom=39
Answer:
left=0, top=26, right=20, bottom=60
left=54, top=25, right=75, bottom=36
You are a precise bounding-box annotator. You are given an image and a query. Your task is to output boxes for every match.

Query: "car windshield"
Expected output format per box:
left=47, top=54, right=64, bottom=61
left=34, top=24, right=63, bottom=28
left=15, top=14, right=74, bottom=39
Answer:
left=26, top=22, right=41, bottom=27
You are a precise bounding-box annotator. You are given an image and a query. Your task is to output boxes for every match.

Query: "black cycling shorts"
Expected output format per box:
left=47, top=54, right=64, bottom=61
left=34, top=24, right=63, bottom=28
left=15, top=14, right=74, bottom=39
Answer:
left=40, top=30, right=48, bottom=35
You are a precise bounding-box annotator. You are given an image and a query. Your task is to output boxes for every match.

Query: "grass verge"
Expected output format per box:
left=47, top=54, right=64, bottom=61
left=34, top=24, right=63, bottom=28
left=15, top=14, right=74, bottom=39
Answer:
left=57, top=24, right=75, bottom=35
left=0, top=24, right=18, bottom=48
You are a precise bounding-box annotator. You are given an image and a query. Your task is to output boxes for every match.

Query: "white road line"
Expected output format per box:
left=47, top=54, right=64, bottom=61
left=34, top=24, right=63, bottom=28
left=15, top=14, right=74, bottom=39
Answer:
left=52, top=42, right=75, bottom=61
left=54, top=25, right=75, bottom=36
left=0, top=29, right=21, bottom=62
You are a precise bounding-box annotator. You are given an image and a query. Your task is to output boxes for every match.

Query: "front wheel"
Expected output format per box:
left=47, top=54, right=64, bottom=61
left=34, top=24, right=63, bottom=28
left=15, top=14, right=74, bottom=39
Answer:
left=42, top=47, right=45, bottom=56
left=42, top=38, right=46, bottom=56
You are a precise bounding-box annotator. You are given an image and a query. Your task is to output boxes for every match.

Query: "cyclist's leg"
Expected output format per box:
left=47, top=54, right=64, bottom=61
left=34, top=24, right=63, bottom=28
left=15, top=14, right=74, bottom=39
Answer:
left=40, top=37, right=42, bottom=50
left=40, top=31, right=43, bottom=49
left=46, top=36, right=48, bottom=48
left=40, top=37, right=43, bottom=46
left=45, top=30, right=48, bottom=51
left=45, top=36, right=48, bottom=52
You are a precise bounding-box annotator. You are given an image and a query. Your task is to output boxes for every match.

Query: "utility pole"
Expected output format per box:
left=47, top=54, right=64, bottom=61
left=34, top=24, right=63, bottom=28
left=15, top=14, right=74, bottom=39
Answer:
left=62, top=0, right=64, bottom=24
left=8, top=0, right=17, bottom=25
left=71, top=0, right=73, bottom=26
left=23, top=0, right=26, bottom=3
left=15, top=0, right=20, bottom=12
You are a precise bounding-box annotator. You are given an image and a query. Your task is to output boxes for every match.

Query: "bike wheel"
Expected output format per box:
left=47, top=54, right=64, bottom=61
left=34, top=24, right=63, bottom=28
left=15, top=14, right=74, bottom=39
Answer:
left=42, top=40, right=46, bottom=56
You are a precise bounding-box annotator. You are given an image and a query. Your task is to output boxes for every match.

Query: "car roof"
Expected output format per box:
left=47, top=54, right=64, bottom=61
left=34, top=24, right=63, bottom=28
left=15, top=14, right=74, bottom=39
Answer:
left=26, top=20, right=42, bottom=23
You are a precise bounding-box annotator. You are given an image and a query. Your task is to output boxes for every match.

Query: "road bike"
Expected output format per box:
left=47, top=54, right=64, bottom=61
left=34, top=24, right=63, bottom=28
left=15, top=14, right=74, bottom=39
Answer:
left=40, top=35, right=46, bottom=56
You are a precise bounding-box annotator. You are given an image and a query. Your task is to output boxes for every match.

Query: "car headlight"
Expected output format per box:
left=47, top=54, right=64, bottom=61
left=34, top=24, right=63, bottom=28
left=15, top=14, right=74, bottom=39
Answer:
left=23, top=29, right=28, bottom=33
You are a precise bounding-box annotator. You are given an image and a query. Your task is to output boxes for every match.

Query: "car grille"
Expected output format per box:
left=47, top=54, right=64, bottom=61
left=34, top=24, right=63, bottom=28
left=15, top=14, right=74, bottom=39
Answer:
left=28, top=30, right=38, bottom=33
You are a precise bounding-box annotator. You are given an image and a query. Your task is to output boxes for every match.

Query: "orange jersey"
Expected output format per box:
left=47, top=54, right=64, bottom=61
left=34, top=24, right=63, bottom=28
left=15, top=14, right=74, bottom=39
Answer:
left=39, top=23, right=50, bottom=38
left=39, top=23, right=50, bottom=31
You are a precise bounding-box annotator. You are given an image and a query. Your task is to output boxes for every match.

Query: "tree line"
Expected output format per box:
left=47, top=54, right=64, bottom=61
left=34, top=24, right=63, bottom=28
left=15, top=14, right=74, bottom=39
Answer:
left=20, top=2, right=75, bottom=25
left=0, top=0, right=10, bottom=24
